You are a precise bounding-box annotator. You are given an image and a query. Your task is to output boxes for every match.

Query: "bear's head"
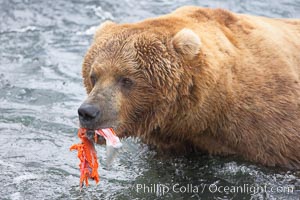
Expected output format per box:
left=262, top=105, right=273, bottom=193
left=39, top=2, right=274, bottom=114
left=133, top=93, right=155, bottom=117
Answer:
left=78, top=20, right=209, bottom=146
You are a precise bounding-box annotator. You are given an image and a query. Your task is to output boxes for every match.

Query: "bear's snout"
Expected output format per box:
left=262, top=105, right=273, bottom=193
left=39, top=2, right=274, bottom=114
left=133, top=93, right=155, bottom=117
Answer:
left=78, top=103, right=101, bottom=127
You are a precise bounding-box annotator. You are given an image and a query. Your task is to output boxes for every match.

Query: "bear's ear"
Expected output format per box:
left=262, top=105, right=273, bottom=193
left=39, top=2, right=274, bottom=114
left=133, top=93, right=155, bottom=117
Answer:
left=94, top=20, right=116, bottom=39
left=172, top=28, right=201, bottom=60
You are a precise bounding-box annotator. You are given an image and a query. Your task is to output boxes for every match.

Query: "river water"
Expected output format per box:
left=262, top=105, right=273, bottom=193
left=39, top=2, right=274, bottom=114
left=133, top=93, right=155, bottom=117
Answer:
left=0, top=0, right=299, bottom=199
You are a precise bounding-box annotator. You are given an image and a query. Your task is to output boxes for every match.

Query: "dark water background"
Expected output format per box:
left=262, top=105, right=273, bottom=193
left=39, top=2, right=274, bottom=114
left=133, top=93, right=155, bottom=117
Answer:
left=0, top=0, right=299, bottom=199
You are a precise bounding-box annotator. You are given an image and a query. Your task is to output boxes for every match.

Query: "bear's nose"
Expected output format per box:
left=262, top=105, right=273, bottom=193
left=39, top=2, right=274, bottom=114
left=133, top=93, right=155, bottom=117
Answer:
left=78, top=103, right=101, bottom=123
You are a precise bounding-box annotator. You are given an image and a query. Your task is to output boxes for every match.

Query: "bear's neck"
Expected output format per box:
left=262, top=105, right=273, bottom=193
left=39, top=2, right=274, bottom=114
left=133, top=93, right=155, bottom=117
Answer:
left=172, top=54, right=239, bottom=153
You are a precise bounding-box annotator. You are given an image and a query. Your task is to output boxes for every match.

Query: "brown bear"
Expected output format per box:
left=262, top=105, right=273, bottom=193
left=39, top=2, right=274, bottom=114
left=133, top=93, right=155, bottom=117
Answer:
left=77, top=6, right=300, bottom=169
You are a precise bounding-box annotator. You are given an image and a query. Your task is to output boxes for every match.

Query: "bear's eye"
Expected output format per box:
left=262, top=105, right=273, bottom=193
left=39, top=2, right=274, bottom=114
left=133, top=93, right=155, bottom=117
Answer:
left=118, top=77, right=133, bottom=89
left=90, top=74, right=97, bottom=87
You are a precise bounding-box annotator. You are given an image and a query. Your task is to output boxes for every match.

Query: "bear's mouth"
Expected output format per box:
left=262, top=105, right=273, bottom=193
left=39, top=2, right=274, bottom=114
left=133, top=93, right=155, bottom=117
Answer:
left=84, top=125, right=125, bottom=144
left=85, top=129, right=106, bottom=145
